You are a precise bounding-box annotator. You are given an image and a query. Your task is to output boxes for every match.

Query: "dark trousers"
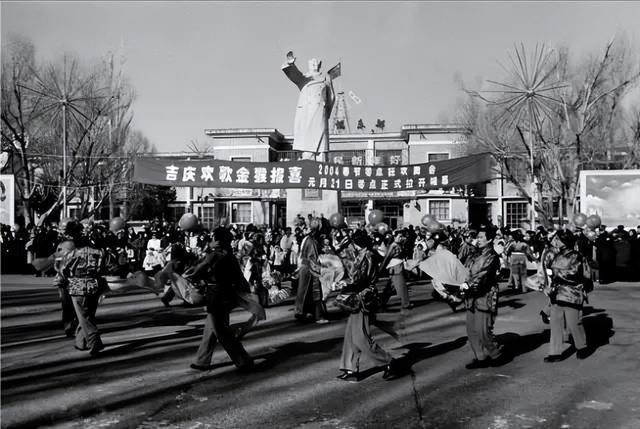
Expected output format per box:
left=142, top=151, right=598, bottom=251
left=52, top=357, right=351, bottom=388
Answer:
left=71, top=294, right=102, bottom=351
left=340, top=311, right=392, bottom=372
left=58, top=287, right=78, bottom=335
left=465, top=309, right=502, bottom=361
left=193, top=300, right=253, bottom=369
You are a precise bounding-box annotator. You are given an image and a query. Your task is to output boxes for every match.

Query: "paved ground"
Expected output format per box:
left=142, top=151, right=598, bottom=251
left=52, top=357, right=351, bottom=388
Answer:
left=1, top=274, right=640, bottom=429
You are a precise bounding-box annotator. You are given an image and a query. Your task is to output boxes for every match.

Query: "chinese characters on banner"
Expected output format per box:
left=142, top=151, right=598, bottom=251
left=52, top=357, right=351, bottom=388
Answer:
left=133, top=153, right=492, bottom=191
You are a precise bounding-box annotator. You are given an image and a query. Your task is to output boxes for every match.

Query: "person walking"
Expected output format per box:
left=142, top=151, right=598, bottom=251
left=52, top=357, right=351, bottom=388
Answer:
left=460, top=225, right=504, bottom=369
left=337, top=230, right=400, bottom=382
left=544, top=230, right=593, bottom=362
left=504, top=229, right=535, bottom=294
left=294, top=218, right=328, bottom=323
left=54, top=221, right=108, bottom=355
left=189, top=227, right=255, bottom=372
left=52, top=218, right=80, bottom=338
left=379, top=229, right=412, bottom=310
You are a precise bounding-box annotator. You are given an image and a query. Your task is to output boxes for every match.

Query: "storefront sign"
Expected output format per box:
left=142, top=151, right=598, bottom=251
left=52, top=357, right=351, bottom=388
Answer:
left=133, top=153, right=492, bottom=191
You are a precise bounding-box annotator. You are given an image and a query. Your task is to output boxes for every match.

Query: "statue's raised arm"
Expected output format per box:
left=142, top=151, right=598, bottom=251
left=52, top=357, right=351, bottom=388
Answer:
left=282, top=51, right=308, bottom=90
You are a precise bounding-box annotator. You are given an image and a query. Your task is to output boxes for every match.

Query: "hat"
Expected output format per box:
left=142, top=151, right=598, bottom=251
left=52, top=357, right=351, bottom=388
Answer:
left=553, top=229, right=575, bottom=248
left=430, top=230, right=449, bottom=246
left=352, top=229, right=372, bottom=249
left=213, top=227, right=233, bottom=245
left=393, top=228, right=407, bottom=236
left=463, top=230, right=478, bottom=239
left=479, top=224, right=498, bottom=240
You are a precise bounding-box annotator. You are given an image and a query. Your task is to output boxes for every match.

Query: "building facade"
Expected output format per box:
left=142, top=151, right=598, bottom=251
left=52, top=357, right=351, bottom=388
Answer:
left=161, top=124, right=533, bottom=230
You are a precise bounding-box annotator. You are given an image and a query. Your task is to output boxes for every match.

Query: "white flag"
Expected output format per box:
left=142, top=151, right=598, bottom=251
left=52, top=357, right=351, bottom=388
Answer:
left=348, top=90, right=362, bottom=105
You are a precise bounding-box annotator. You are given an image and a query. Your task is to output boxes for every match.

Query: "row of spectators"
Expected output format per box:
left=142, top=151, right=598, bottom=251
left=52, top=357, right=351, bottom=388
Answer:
left=2, top=218, right=639, bottom=284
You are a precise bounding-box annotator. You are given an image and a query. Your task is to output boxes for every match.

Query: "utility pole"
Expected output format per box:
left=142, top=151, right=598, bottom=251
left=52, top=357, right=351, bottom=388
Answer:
left=62, top=100, right=67, bottom=218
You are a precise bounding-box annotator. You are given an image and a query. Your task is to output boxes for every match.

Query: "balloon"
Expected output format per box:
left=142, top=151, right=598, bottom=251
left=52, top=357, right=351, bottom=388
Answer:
left=586, top=214, right=601, bottom=229
left=573, top=213, right=587, bottom=228
left=376, top=222, right=389, bottom=235
left=421, top=214, right=435, bottom=227
left=368, top=209, right=384, bottom=226
left=426, top=221, right=443, bottom=233
left=179, top=213, right=199, bottom=231
left=109, top=216, right=125, bottom=232
left=329, top=213, right=346, bottom=228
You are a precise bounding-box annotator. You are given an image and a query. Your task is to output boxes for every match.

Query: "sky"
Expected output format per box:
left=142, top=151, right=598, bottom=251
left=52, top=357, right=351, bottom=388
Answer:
left=2, top=1, right=640, bottom=153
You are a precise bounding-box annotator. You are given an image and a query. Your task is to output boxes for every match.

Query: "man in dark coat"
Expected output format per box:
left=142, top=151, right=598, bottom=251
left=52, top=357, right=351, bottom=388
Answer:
left=294, top=218, right=328, bottom=323
left=189, top=227, right=255, bottom=372
left=595, top=229, right=616, bottom=284
left=457, top=230, right=478, bottom=266
left=460, top=225, right=503, bottom=369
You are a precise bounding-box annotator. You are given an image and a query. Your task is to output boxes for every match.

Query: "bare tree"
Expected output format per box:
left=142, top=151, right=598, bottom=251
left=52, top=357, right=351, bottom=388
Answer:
left=2, top=35, right=143, bottom=225
left=460, top=37, right=640, bottom=226
left=1, top=34, right=50, bottom=226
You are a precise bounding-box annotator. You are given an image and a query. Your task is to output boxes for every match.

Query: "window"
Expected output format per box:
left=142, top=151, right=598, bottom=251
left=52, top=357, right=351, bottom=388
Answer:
left=230, top=156, right=251, bottom=162
left=342, top=203, right=365, bottom=219
left=429, top=200, right=450, bottom=221
left=302, top=189, right=322, bottom=200
left=379, top=204, right=401, bottom=217
left=231, top=202, right=252, bottom=223
left=168, top=206, right=186, bottom=222
left=428, top=153, right=449, bottom=162
left=378, top=203, right=403, bottom=230
left=375, top=150, right=403, bottom=165
left=505, top=201, right=529, bottom=229
left=198, top=206, right=216, bottom=230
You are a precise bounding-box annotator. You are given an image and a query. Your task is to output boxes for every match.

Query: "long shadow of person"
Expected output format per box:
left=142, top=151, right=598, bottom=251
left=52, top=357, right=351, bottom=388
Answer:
left=491, top=308, right=614, bottom=365
left=357, top=336, right=468, bottom=381
left=580, top=309, right=614, bottom=358
left=490, top=330, right=551, bottom=366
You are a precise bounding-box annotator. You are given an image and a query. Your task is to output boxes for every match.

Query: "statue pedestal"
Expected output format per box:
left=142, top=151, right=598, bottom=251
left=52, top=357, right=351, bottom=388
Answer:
left=286, top=189, right=340, bottom=227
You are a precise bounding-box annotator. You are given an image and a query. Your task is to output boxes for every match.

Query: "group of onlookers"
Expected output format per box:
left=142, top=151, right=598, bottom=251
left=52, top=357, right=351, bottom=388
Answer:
left=2, top=218, right=639, bottom=286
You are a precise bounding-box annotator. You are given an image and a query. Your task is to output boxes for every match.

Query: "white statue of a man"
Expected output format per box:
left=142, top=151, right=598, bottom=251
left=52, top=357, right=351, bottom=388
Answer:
left=282, top=51, right=335, bottom=160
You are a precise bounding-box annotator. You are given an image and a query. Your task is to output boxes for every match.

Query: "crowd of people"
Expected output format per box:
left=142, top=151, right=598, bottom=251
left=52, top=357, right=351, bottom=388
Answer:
left=2, top=212, right=639, bottom=380
left=3, top=217, right=639, bottom=284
